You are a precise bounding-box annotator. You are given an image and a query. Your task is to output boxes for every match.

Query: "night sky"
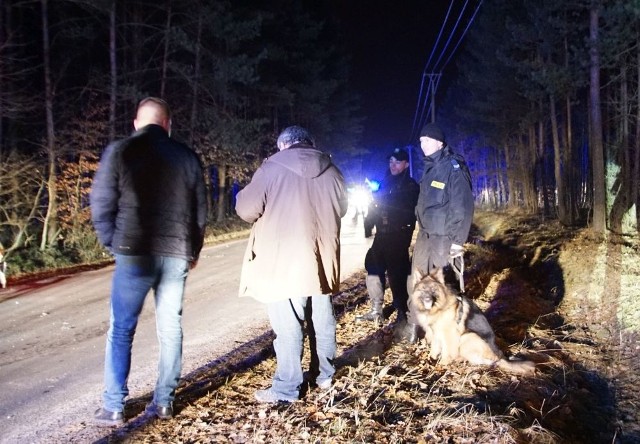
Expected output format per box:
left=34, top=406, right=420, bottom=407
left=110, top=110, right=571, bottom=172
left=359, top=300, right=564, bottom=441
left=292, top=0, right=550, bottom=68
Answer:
left=329, top=1, right=459, bottom=150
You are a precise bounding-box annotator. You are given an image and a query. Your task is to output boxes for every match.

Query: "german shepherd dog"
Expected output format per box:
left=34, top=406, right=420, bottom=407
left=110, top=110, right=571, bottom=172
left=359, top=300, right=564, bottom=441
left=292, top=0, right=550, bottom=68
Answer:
left=410, top=268, right=535, bottom=375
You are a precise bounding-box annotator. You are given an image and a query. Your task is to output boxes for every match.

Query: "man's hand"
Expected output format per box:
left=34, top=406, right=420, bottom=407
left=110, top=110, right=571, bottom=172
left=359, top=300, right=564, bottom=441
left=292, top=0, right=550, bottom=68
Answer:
left=449, top=243, right=464, bottom=259
left=190, top=259, right=198, bottom=270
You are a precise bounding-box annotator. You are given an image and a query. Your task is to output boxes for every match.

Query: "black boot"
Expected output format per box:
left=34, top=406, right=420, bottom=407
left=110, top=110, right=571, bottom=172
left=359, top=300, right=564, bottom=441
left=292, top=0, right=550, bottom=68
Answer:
left=356, top=308, right=383, bottom=322
left=405, top=323, right=419, bottom=344
left=358, top=275, right=384, bottom=323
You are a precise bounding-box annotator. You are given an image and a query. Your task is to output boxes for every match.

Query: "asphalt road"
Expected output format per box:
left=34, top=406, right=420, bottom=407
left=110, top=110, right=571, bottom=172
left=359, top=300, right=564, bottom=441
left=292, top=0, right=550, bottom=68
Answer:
left=0, top=212, right=371, bottom=443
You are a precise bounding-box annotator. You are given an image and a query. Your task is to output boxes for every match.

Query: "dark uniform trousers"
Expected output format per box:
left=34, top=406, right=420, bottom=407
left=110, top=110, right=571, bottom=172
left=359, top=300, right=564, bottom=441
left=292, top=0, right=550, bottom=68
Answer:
left=364, top=228, right=413, bottom=317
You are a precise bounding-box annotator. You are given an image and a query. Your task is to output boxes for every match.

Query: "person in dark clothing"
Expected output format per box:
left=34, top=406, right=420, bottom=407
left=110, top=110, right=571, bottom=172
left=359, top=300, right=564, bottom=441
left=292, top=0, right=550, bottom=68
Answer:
left=404, top=122, right=474, bottom=343
left=357, top=147, right=420, bottom=323
left=91, top=97, right=207, bottom=426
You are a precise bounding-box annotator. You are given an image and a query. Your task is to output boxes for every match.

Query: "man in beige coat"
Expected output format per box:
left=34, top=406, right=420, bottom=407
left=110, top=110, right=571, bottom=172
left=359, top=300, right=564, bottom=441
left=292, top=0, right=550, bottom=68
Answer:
left=236, top=126, right=347, bottom=403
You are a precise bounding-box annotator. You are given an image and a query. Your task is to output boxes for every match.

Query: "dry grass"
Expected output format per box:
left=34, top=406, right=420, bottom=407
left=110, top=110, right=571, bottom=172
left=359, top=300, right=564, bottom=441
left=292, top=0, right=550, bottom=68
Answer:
left=73, top=211, right=640, bottom=444
left=204, top=216, right=252, bottom=245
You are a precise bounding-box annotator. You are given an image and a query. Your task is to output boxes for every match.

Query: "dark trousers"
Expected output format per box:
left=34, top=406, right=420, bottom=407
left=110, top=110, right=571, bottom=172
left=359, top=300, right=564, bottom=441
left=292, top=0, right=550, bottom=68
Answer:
left=364, top=230, right=413, bottom=317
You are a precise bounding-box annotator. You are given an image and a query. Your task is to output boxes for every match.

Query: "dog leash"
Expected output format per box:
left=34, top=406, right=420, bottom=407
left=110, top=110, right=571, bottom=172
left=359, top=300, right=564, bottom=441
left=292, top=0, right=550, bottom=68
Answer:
left=450, top=251, right=466, bottom=325
left=454, top=295, right=465, bottom=324
left=449, top=251, right=465, bottom=293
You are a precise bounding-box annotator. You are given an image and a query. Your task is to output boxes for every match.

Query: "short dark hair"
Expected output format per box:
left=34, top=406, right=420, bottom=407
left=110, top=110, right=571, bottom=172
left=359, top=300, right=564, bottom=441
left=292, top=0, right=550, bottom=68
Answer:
left=277, top=125, right=315, bottom=148
left=137, top=97, right=171, bottom=121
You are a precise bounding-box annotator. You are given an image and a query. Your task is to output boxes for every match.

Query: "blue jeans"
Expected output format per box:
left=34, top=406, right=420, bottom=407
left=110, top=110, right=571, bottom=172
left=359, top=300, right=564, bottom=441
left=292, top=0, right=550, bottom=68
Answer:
left=102, top=255, right=189, bottom=412
left=266, top=295, right=336, bottom=400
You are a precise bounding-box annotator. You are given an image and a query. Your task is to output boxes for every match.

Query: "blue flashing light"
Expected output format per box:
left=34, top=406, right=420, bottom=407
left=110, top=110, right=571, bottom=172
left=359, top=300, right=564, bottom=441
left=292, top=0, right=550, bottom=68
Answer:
left=365, top=178, right=380, bottom=192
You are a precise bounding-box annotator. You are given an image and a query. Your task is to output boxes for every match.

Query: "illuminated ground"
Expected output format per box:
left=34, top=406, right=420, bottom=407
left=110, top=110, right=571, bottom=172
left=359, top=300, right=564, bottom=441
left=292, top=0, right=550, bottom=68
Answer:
left=3, top=210, right=639, bottom=443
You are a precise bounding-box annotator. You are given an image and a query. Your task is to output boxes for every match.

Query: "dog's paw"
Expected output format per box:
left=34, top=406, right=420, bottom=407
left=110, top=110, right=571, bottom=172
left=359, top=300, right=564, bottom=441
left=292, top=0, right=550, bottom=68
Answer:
left=438, top=357, right=454, bottom=366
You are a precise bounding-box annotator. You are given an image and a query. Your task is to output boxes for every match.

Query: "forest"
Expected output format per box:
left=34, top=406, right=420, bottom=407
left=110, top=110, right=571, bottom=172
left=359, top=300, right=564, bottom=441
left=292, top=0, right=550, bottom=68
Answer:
left=0, top=0, right=639, bottom=275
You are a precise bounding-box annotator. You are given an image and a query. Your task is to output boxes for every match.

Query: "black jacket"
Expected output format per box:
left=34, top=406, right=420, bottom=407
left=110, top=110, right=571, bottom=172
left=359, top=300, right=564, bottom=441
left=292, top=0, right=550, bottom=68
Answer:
left=364, top=169, right=419, bottom=237
left=90, top=124, right=207, bottom=261
left=415, top=145, right=474, bottom=246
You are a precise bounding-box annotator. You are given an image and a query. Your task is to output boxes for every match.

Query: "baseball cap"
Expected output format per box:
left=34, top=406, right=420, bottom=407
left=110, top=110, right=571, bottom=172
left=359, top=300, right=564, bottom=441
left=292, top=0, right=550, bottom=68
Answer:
left=388, top=147, right=409, bottom=161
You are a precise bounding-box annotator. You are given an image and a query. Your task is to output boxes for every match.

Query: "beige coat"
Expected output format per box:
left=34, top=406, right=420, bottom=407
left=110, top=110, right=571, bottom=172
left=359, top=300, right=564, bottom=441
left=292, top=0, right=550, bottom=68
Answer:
left=235, top=144, right=347, bottom=303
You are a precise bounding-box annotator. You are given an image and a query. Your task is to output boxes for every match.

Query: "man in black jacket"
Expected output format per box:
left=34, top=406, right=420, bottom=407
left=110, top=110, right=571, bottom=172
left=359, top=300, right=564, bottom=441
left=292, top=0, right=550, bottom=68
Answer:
left=358, top=148, right=419, bottom=324
left=405, top=122, right=474, bottom=343
left=91, top=97, right=207, bottom=426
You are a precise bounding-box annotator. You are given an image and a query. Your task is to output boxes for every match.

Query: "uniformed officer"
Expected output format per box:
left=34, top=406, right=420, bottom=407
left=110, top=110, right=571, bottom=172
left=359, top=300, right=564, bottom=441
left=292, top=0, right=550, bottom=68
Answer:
left=404, top=122, right=474, bottom=342
left=358, top=147, right=419, bottom=323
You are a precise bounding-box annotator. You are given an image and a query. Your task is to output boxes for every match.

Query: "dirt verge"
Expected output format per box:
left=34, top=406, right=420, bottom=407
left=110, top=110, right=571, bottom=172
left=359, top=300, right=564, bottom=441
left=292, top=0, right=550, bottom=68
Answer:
left=46, top=211, right=640, bottom=443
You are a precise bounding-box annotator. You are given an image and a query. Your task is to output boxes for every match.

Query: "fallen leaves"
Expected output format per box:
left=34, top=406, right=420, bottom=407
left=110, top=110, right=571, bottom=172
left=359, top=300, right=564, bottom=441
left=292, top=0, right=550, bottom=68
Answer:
left=73, top=211, right=640, bottom=443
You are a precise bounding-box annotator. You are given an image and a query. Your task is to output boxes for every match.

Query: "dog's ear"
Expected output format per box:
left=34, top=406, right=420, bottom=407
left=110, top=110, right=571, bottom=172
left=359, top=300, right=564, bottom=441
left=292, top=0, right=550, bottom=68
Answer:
left=429, top=267, right=445, bottom=284
left=412, top=268, right=425, bottom=288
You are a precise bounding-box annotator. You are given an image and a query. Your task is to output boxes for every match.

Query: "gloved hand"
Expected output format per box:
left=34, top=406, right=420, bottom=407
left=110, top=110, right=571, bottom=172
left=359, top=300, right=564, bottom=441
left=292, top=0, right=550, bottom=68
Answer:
left=449, top=243, right=464, bottom=259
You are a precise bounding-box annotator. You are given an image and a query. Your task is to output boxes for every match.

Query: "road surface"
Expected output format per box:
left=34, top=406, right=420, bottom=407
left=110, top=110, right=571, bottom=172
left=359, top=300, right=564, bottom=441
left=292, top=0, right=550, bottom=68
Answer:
left=0, top=211, right=371, bottom=443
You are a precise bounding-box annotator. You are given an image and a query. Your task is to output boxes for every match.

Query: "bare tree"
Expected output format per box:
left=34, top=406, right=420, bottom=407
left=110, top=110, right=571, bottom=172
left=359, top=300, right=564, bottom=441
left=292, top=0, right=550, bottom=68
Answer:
left=188, top=4, right=203, bottom=148
left=109, top=0, right=116, bottom=141
left=160, top=0, right=172, bottom=99
left=0, top=155, right=46, bottom=255
left=0, top=0, right=40, bottom=161
left=39, top=0, right=59, bottom=250
left=524, top=127, right=539, bottom=214
left=635, top=43, right=640, bottom=232
left=589, top=2, right=606, bottom=233
left=0, top=0, right=5, bottom=158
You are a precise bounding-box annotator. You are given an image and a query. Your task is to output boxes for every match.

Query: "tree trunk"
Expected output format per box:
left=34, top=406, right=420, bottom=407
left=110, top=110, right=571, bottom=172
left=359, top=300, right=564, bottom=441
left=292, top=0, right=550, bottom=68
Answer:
left=189, top=6, right=203, bottom=148
left=0, top=0, right=5, bottom=159
left=216, top=164, right=227, bottom=222
left=565, top=93, right=575, bottom=224
left=564, top=36, right=576, bottom=224
left=108, top=0, right=116, bottom=141
left=589, top=3, right=606, bottom=233
left=495, top=149, right=506, bottom=207
left=538, top=119, right=551, bottom=217
left=524, top=128, right=538, bottom=214
left=504, top=143, right=516, bottom=208
left=609, top=64, right=632, bottom=233
left=40, top=0, right=58, bottom=250
left=635, top=42, right=640, bottom=233
left=620, top=66, right=630, bottom=194
left=550, top=95, right=568, bottom=223
left=160, top=0, right=171, bottom=99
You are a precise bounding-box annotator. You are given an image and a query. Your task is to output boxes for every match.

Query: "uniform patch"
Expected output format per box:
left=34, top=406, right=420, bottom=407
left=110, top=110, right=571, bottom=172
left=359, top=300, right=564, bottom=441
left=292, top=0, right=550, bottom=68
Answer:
left=431, top=180, right=445, bottom=189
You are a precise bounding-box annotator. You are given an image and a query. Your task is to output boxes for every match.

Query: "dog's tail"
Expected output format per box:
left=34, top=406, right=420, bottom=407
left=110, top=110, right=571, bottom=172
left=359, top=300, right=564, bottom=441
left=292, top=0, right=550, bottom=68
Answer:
left=497, top=358, right=535, bottom=375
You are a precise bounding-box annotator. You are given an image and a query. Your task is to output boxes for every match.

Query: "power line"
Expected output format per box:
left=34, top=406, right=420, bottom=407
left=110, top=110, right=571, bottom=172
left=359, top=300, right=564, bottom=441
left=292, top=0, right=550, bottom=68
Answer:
left=431, top=0, right=473, bottom=73
left=419, top=0, right=456, bottom=79
left=439, top=0, right=484, bottom=71
left=414, top=74, right=441, bottom=140
left=408, top=0, right=484, bottom=143
left=409, top=0, right=456, bottom=137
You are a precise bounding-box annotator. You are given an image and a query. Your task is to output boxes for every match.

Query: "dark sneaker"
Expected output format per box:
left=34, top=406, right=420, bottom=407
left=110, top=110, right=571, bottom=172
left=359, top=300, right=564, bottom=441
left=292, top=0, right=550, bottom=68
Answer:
left=254, top=388, right=296, bottom=404
left=146, top=402, right=173, bottom=420
left=93, top=408, right=124, bottom=427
